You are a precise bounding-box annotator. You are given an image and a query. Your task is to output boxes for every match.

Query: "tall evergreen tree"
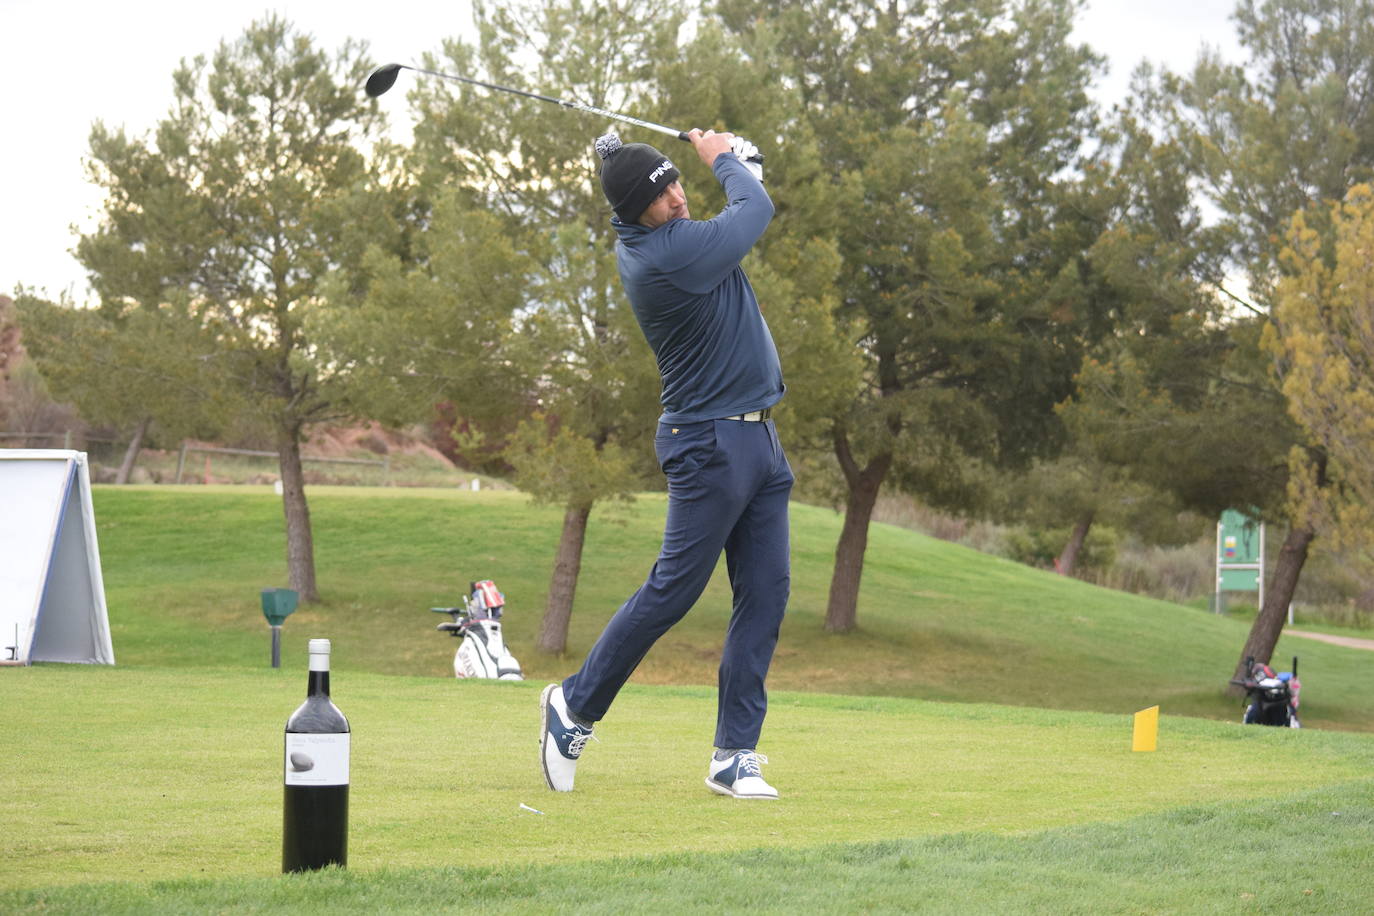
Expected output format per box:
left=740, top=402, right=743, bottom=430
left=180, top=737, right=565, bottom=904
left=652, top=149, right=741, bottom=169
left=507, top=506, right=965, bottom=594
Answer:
left=1033, top=109, right=1254, bottom=575
left=63, top=16, right=396, bottom=600
left=1152, top=0, right=1374, bottom=685
left=342, top=0, right=692, bottom=654
left=718, top=0, right=1111, bottom=630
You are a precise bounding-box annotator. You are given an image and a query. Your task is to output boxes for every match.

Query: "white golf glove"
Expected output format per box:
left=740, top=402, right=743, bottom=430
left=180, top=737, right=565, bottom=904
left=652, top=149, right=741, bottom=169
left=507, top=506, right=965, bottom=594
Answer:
left=731, top=135, right=763, bottom=182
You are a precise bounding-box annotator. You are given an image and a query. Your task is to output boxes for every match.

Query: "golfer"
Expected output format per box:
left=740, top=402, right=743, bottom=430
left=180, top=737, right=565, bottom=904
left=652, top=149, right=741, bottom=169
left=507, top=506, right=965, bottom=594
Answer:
left=540, top=127, right=792, bottom=799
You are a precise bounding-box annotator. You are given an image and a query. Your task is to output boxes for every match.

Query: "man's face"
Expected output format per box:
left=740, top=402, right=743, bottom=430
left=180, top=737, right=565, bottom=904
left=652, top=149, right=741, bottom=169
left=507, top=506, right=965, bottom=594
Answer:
left=638, top=180, right=688, bottom=228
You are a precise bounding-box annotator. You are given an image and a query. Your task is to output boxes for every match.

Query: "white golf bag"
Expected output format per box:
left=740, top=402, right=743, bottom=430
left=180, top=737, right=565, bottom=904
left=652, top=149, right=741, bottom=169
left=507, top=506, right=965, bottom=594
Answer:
left=432, top=580, right=524, bottom=680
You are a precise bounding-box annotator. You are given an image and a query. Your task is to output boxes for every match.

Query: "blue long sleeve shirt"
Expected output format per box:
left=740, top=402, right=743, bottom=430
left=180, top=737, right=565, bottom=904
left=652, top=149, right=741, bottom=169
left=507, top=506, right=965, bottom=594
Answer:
left=612, top=154, right=785, bottom=424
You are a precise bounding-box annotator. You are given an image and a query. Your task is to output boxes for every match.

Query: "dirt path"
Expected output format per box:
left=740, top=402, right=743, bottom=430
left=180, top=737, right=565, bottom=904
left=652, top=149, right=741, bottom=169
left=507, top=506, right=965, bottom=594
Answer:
left=1286, top=628, right=1374, bottom=651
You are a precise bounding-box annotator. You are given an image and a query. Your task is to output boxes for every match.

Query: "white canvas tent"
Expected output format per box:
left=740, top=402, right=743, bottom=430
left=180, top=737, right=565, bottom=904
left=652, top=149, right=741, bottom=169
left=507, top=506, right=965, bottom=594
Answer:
left=0, top=450, right=114, bottom=665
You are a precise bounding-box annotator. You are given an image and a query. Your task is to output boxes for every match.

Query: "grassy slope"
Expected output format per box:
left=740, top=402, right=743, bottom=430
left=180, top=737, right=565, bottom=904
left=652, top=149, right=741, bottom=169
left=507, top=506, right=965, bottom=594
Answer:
left=92, top=486, right=1373, bottom=731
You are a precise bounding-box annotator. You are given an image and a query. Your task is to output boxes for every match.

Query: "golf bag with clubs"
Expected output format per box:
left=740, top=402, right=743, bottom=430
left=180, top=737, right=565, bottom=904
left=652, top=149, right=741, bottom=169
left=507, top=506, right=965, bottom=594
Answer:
left=431, top=580, right=523, bottom=680
left=1239, top=656, right=1300, bottom=727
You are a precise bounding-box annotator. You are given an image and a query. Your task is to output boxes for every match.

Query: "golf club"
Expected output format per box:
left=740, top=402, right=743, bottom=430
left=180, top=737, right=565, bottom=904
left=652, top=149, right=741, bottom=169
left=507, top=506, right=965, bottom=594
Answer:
left=365, top=63, right=762, bottom=162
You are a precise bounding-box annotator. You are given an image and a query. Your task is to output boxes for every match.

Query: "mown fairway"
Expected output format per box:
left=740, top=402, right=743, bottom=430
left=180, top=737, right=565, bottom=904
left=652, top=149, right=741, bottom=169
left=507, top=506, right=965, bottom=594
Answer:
left=3, top=486, right=1373, bottom=912
left=3, top=667, right=1372, bottom=911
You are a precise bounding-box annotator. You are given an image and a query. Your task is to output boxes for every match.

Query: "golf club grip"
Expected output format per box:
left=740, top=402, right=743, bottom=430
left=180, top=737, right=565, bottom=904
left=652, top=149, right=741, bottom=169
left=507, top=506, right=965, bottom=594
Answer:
left=563, top=100, right=765, bottom=163
left=670, top=132, right=766, bottom=165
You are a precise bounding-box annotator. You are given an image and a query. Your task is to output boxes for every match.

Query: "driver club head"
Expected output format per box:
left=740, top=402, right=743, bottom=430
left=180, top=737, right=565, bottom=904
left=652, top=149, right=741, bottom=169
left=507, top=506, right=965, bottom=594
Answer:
left=365, top=63, right=404, bottom=98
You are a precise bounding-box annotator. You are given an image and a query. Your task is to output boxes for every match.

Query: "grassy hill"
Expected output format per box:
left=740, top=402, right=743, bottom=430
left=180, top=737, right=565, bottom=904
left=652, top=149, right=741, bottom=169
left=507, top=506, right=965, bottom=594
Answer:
left=91, top=486, right=1372, bottom=731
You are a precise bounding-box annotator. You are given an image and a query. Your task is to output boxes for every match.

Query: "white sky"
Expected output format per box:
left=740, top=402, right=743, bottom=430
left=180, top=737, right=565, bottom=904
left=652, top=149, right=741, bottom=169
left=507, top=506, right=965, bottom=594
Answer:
left=0, top=0, right=1243, bottom=306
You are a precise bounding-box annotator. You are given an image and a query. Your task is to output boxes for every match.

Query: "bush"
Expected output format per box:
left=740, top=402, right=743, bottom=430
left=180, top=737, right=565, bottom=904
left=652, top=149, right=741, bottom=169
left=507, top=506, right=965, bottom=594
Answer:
left=1080, top=537, right=1215, bottom=603
left=1001, top=525, right=1119, bottom=572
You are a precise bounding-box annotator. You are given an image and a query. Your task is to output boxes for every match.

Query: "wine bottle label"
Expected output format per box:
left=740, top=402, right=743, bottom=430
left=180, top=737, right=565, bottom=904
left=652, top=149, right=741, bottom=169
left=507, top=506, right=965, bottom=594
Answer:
left=284, top=733, right=350, bottom=786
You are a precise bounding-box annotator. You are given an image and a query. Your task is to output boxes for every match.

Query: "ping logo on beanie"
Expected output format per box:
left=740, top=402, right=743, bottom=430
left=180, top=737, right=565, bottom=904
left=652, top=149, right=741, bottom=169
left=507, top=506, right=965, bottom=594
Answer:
left=595, top=133, right=680, bottom=223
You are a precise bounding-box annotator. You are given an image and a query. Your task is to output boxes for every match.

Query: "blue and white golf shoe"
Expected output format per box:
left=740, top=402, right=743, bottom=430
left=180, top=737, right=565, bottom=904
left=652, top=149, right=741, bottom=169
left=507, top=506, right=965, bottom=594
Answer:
left=706, top=750, right=778, bottom=799
left=540, top=683, right=596, bottom=791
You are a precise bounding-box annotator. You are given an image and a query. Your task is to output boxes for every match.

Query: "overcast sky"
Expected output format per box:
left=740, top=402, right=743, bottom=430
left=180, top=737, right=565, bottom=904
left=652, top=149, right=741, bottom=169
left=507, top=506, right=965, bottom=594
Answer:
left=0, top=0, right=1245, bottom=306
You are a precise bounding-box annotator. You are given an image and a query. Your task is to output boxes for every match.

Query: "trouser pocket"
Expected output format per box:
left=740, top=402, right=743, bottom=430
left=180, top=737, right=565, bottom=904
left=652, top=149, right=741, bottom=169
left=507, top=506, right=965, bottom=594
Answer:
left=654, top=420, right=718, bottom=478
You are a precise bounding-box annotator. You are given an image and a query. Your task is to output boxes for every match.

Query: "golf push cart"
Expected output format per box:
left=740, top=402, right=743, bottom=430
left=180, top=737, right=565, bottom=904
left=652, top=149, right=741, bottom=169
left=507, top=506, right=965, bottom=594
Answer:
left=1237, top=655, right=1301, bottom=728
left=430, top=580, right=524, bottom=680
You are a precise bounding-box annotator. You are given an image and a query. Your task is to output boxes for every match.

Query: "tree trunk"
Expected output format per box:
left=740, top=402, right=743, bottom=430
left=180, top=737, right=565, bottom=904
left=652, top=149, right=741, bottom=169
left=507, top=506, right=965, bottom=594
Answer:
left=276, top=424, right=319, bottom=603
left=1055, top=510, right=1094, bottom=576
left=114, top=416, right=152, bottom=485
left=825, top=438, right=893, bottom=633
left=1227, top=523, right=1314, bottom=696
left=537, top=503, right=592, bottom=654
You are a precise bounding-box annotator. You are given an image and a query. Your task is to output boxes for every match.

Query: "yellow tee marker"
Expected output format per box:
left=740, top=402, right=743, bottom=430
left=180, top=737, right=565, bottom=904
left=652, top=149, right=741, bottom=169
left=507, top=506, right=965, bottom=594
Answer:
left=1132, top=705, right=1159, bottom=752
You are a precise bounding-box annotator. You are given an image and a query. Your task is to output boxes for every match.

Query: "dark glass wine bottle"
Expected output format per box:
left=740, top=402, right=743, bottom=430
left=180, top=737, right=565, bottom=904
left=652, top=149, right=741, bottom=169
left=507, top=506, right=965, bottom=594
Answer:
left=282, top=638, right=350, bottom=872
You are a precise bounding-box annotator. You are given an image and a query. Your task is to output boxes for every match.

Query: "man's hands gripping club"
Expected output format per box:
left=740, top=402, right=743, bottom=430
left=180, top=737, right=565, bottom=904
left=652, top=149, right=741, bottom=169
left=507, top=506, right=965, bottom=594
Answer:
left=688, top=129, right=764, bottom=182
left=731, top=136, right=763, bottom=182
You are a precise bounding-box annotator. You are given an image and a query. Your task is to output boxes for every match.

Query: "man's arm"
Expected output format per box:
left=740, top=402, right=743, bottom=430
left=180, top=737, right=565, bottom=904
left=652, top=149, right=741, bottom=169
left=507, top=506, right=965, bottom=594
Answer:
left=661, top=129, right=774, bottom=294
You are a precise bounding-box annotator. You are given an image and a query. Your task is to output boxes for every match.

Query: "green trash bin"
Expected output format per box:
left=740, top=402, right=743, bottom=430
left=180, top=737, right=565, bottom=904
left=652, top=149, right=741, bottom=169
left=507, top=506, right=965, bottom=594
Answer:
left=261, top=588, right=299, bottom=667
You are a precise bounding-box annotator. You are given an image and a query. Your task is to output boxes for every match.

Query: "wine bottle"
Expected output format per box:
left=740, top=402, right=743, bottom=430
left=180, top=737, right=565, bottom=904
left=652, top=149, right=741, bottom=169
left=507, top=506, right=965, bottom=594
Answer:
left=282, top=638, right=350, bottom=872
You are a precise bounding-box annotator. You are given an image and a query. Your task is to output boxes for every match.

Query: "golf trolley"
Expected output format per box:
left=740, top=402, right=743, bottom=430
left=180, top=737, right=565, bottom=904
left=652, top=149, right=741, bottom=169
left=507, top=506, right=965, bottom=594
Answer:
left=431, top=580, right=524, bottom=680
left=1238, top=656, right=1301, bottom=728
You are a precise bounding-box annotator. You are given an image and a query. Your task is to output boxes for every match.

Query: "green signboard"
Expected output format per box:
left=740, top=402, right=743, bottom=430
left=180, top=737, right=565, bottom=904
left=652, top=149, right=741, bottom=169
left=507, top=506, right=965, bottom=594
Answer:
left=1218, top=510, right=1261, bottom=566
left=1217, top=509, right=1262, bottom=594
left=1219, top=567, right=1261, bottom=591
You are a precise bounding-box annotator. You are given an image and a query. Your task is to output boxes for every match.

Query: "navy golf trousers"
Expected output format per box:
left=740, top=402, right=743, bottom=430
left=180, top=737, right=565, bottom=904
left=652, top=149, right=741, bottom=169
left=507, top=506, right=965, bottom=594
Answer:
left=562, top=415, right=793, bottom=750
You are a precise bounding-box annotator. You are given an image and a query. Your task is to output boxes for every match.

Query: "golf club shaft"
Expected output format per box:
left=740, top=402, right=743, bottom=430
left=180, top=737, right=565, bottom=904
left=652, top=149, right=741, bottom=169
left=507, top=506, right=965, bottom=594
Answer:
left=397, top=64, right=689, bottom=144
left=376, top=64, right=761, bottom=161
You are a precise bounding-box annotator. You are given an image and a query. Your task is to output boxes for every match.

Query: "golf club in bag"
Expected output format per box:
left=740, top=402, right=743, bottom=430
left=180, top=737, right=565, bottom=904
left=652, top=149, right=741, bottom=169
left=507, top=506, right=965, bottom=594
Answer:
left=1239, top=655, right=1301, bottom=727
left=364, top=63, right=763, bottom=163
left=431, top=580, right=523, bottom=680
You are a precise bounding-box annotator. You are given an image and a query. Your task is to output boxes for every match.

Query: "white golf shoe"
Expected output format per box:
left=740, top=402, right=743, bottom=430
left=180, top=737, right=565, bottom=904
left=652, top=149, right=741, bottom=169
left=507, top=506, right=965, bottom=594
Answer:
left=540, top=684, right=596, bottom=792
left=705, top=749, right=778, bottom=799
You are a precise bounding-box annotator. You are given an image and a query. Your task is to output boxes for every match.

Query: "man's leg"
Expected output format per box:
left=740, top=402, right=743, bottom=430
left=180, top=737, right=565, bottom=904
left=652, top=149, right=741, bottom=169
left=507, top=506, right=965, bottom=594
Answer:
left=563, top=419, right=749, bottom=722
left=544, top=480, right=736, bottom=792
left=704, top=424, right=791, bottom=799
left=715, top=434, right=793, bottom=750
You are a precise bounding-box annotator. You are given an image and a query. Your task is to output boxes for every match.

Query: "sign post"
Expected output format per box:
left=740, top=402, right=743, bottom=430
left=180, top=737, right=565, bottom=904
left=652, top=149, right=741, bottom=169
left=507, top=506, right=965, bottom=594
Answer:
left=261, top=588, right=299, bottom=668
left=1216, top=509, right=1263, bottom=614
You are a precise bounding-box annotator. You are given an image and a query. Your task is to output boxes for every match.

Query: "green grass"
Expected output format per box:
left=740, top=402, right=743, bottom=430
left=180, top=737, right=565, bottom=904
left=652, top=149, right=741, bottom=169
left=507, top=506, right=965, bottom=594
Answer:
left=9, top=781, right=1374, bottom=914
left=91, top=486, right=1374, bottom=731
left=3, top=665, right=1372, bottom=911
left=6, top=485, right=1374, bottom=912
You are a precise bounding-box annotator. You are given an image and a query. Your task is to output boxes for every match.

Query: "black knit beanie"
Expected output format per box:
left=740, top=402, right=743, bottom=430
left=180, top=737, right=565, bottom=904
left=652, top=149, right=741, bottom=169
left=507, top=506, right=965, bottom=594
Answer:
left=594, top=134, right=680, bottom=223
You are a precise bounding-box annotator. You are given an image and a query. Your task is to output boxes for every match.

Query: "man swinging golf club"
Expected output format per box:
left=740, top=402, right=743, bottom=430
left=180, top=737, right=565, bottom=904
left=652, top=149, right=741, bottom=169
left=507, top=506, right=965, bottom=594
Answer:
left=540, top=127, right=792, bottom=799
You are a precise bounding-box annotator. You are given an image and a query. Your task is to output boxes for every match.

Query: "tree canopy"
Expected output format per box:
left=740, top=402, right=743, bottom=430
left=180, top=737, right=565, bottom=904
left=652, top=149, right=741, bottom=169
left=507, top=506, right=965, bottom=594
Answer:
left=714, top=0, right=1116, bottom=630
left=1270, top=184, right=1374, bottom=563
left=47, top=15, right=397, bottom=600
